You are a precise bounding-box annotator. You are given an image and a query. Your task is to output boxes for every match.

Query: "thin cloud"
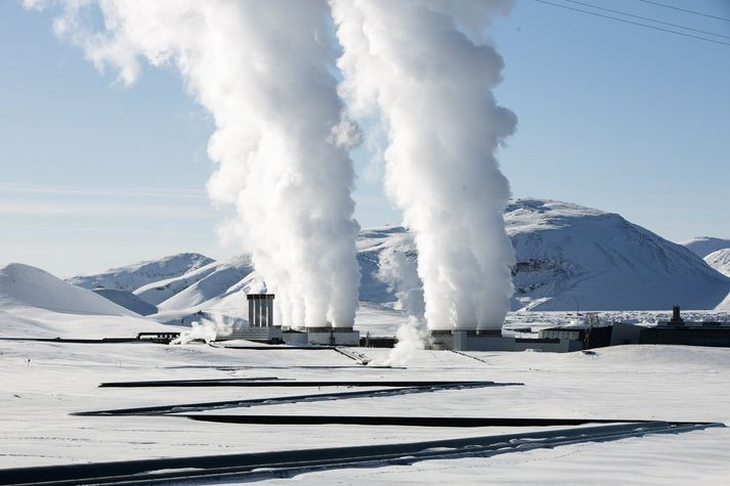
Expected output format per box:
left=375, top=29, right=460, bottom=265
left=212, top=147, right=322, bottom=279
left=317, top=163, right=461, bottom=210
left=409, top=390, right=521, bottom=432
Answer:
left=0, top=200, right=215, bottom=219
left=0, top=183, right=208, bottom=199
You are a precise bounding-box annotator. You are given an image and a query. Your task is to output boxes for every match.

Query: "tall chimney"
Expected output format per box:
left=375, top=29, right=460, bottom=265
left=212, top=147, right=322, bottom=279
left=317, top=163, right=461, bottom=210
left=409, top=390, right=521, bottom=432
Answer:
left=247, top=294, right=275, bottom=327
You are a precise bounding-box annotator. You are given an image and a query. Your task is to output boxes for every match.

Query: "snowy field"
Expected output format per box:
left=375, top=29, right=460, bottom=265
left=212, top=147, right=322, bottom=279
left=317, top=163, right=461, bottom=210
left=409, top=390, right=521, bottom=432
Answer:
left=2, top=336, right=730, bottom=484
left=2, top=261, right=730, bottom=483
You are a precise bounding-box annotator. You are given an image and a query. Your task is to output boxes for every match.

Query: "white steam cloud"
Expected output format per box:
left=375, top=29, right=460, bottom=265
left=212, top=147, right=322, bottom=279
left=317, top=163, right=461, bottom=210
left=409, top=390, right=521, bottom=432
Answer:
left=30, top=0, right=361, bottom=328
left=377, top=248, right=428, bottom=365
left=171, top=314, right=231, bottom=345
left=332, top=0, right=517, bottom=331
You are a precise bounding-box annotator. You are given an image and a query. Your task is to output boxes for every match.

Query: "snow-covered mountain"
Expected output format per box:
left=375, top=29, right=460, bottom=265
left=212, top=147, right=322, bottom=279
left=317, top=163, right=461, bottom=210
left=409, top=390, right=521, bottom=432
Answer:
left=0, top=263, right=135, bottom=316
left=504, top=199, right=729, bottom=311
left=132, top=256, right=257, bottom=308
left=68, top=253, right=214, bottom=292
left=66, top=198, right=730, bottom=316
left=92, top=289, right=158, bottom=316
left=0, top=263, right=184, bottom=338
left=153, top=256, right=258, bottom=311
left=681, top=236, right=730, bottom=258
left=355, top=200, right=730, bottom=312
left=705, top=249, right=730, bottom=278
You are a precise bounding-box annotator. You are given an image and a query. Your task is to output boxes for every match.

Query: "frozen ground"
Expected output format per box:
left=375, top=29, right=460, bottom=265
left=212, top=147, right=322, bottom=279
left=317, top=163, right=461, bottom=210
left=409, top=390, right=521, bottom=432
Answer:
left=2, top=261, right=730, bottom=483
left=2, top=336, right=730, bottom=484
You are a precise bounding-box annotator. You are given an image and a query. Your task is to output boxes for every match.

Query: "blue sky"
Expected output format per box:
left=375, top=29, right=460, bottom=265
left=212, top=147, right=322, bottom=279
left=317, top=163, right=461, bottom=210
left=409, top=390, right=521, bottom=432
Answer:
left=1, top=0, right=729, bottom=276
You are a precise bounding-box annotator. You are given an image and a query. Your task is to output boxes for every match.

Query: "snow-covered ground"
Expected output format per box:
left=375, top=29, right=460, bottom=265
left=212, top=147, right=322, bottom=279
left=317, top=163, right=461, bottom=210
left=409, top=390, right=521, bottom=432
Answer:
left=3, top=262, right=730, bottom=483
left=2, top=339, right=730, bottom=484
left=3, top=197, right=730, bottom=483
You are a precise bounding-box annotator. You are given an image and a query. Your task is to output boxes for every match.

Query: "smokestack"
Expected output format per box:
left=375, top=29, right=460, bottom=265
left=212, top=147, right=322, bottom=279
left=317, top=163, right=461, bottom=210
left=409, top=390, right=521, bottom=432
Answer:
left=34, top=1, right=362, bottom=330
left=671, top=305, right=684, bottom=325
left=332, top=0, right=517, bottom=332
left=248, top=294, right=275, bottom=328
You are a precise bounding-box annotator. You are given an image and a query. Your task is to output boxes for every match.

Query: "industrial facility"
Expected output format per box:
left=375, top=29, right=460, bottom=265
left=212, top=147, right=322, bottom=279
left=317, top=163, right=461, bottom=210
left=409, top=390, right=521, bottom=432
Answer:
left=220, top=294, right=360, bottom=346
left=427, top=307, right=730, bottom=352
left=639, top=306, right=730, bottom=347
left=208, top=299, right=729, bottom=352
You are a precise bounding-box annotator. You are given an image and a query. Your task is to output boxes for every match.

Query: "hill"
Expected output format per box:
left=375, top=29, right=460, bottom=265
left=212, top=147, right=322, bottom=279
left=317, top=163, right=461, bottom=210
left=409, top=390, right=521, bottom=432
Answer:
left=680, top=236, right=730, bottom=258
left=67, top=199, right=730, bottom=317
left=92, top=289, right=158, bottom=316
left=67, top=253, right=214, bottom=292
left=0, top=263, right=136, bottom=316
left=0, top=263, right=184, bottom=338
left=705, top=249, right=730, bottom=278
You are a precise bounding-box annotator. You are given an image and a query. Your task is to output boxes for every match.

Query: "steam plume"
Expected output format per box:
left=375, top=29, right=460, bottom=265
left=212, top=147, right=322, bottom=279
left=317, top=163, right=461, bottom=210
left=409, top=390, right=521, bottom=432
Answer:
left=171, top=313, right=230, bottom=345
left=377, top=248, right=427, bottom=365
left=29, top=0, right=361, bottom=328
left=332, top=0, right=517, bottom=331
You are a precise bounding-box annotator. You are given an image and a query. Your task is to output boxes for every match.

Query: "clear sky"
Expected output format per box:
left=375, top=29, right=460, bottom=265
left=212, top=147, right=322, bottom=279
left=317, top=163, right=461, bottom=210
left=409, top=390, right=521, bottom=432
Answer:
left=1, top=0, right=729, bottom=277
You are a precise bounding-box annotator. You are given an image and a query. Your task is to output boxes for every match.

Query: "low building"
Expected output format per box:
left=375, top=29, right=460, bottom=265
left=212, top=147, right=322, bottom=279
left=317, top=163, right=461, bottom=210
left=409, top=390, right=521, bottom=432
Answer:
left=639, top=307, right=730, bottom=347
left=609, top=322, right=643, bottom=345
left=304, top=326, right=360, bottom=346
left=538, top=325, right=613, bottom=349
left=431, top=323, right=613, bottom=352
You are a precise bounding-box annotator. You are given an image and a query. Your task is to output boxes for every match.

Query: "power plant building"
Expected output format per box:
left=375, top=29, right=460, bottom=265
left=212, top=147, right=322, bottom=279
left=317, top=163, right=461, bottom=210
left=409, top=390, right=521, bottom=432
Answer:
left=233, top=294, right=282, bottom=343
left=639, top=306, right=730, bottom=347
left=303, top=326, right=360, bottom=346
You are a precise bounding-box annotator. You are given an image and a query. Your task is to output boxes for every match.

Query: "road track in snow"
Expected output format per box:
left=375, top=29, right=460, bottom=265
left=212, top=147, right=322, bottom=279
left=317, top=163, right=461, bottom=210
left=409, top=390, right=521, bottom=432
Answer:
left=0, top=421, right=722, bottom=485
left=75, top=382, right=517, bottom=416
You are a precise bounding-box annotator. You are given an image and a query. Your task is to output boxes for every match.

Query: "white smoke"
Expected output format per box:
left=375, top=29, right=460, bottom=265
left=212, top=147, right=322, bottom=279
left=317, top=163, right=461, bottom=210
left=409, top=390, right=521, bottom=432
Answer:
left=29, top=0, right=361, bottom=329
left=171, top=314, right=230, bottom=345
left=332, top=0, right=517, bottom=331
left=376, top=247, right=428, bottom=365
left=377, top=247, right=425, bottom=319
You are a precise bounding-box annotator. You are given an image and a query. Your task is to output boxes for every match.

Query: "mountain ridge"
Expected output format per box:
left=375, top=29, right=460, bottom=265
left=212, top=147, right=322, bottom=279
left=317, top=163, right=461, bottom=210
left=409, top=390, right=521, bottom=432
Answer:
left=64, top=198, right=730, bottom=316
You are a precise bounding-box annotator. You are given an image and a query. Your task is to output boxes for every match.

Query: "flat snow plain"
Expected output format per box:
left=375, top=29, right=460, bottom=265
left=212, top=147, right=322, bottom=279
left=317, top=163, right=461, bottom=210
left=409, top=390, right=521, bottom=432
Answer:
left=2, top=310, right=730, bottom=483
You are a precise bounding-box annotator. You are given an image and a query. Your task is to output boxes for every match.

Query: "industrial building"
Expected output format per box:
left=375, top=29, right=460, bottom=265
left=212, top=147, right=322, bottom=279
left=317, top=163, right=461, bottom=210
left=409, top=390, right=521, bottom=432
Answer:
left=639, top=306, right=730, bottom=347
left=228, top=294, right=282, bottom=343
left=429, top=306, right=730, bottom=352
left=429, top=329, right=590, bottom=353
left=430, top=320, right=638, bottom=352
left=222, top=294, right=360, bottom=346
left=300, top=326, right=360, bottom=346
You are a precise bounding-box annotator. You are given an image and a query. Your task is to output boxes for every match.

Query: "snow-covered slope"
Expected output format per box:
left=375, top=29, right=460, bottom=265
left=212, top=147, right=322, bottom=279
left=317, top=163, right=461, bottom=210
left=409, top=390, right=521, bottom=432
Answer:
left=0, top=263, right=136, bottom=316
left=156, top=256, right=256, bottom=311
left=67, top=253, right=214, bottom=291
left=132, top=256, right=258, bottom=310
left=705, top=249, right=730, bottom=278
left=505, top=199, right=729, bottom=311
left=356, top=199, right=729, bottom=312
left=681, top=236, right=730, bottom=258
left=356, top=226, right=413, bottom=305
left=93, top=289, right=158, bottom=316
left=0, top=263, right=186, bottom=338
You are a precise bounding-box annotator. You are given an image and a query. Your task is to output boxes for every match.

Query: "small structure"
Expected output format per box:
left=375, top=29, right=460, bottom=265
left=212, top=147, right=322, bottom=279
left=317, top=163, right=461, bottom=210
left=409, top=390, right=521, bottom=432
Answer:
left=281, top=328, right=308, bottom=346
left=305, top=326, right=360, bottom=346
left=136, top=331, right=181, bottom=344
left=430, top=329, right=515, bottom=352
left=539, top=325, right=612, bottom=349
left=609, top=322, right=643, bottom=345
